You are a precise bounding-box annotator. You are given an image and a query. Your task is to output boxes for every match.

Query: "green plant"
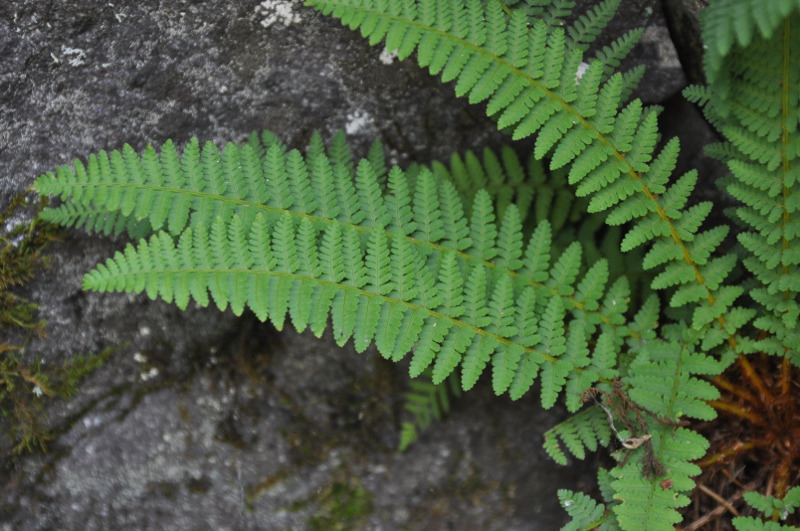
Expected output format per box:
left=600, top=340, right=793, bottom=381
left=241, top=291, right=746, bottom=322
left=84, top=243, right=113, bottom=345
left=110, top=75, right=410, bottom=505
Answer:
left=732, top=487, right=800, bottom=530
left=293, top=477, right=374, bottom=530
left=0, top=194, right=111, bottom=454
left=398, top=369, right=461, bottom=451
left=30, top=0, right=800, bottom=528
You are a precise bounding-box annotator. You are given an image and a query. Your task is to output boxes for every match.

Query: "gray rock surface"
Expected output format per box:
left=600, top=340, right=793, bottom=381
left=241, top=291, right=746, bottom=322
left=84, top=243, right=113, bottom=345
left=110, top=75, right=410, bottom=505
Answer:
left=662, top=0, right=709, bottom=84
left=1, top=0, right=698, bottom=529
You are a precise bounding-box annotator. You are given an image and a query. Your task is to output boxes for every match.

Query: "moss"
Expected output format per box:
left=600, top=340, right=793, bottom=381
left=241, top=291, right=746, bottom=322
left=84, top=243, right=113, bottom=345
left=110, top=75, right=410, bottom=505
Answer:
left=299, top=477, right=374, bottom=531
left=146, top=480, right=180, bottom=501
left=0, top=194, right=57, bottom=333
left=186, top=474, right=213, bottom=494
left=243, top=351, right=397, bottom=511
left=0, top=192, right=110, bottom=456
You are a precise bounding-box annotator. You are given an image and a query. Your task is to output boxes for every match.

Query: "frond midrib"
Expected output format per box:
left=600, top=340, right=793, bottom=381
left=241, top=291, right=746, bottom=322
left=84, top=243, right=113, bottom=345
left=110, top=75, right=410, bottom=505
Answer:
left=52, top=177, right=629, bottom=332
left=92, top=261, right=574, bottom=367
left=779, top=15, right=794, bottom=302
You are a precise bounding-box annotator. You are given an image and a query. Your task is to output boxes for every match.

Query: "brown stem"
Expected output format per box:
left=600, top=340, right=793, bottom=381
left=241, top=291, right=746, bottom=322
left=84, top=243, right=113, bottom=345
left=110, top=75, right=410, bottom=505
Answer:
left=699, top=440, right=764, bottom=467
left=712, top=375, right=759, bottom=405
left=738, top=355, right=774, bottom=402
left=698, top=483, right=740, bottom=516
left=780, top=356, right=792, bottom=396
left=772, top=453, right=794, bottom=506
left=709, top=400, right=765, bottom=426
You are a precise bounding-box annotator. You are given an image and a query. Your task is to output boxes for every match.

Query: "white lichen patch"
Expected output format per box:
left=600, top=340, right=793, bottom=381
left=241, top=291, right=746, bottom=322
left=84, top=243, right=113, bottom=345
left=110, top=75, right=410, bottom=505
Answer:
left=140, top=367, right=159, bottom=381
left=61, top=45, right=87, bottom=67
left=574, top=61, right=589, bottom=84
left=255, top=0, right=301, bottom=29
left=379, top=48, right=398, bottom=65
left=344, top=109, right=375, bottom=135
left=3, top=214, right=28, bottom=247
left=82, top=416, right=102, bottom=429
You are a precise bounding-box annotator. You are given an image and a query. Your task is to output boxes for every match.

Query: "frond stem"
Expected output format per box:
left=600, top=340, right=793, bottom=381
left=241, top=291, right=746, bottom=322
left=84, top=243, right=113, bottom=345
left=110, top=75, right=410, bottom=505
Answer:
left=707, top=399, right=765, bottom=426
left=97, top=263, right=618, bottom=385
left=711, top=374, right=759, bottom=406
left=54, top=180, right=631, bottom=335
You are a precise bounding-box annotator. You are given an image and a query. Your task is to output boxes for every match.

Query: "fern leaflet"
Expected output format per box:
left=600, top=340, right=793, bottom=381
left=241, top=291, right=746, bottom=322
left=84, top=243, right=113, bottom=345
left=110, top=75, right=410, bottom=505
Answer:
left=398, top=371, right=461, bottom=451
left=733, top=487, right=800, bottom=530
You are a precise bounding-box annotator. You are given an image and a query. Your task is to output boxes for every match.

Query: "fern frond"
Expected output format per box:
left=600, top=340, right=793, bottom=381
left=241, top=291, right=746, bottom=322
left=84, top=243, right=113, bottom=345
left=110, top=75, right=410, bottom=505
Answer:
left=567, top=0, right=620, bottom=51
left=544, top=406, right=611, bottom=465
left=592, top=28, right=644, bottom=85
left=609, top=328, right=718, bottom=531
left=734, top=518, right=800, bottom=531
left=45, top=138, right=640, bottom=405
left=306, top=0, right=749, bottom=352
left=501, top=0, right=575, bottom=32
left=733, top=487, right=800, bottom=530
left=37, top=133, right=643, bottom=384
left=559, top=489, right=608, bottom=531
left=398, top=371, right=461, bottom=451
left=688, top=12, right=800, bottom=361
left=701, top=0, right=800, bottom=82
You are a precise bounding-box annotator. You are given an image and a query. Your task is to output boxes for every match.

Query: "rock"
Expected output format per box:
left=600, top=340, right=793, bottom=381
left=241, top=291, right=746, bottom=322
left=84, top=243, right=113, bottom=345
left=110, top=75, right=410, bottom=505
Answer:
left=662, top=0, right=709, bottom=84
left=0, top=0, right=700, bottom=528
left=610, top=0, right=688, bottom=102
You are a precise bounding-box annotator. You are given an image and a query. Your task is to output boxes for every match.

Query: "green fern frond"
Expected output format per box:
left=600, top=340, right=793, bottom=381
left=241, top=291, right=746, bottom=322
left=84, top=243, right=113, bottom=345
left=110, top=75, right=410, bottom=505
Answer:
left=687, top=12, right=800, bottom=363
left=398, top=371, right=461, bottom=451
left=592, top=29, right=644, bottom=88
left=701, top=0, right=800, bottom=82
left=608, top=328, right=718, bottom=531
left=41, top=136, right=637, bottom=404
left=82, top=213, right=549, bottom=395
left=307, top=0, right=750, bottom=357
left=553, top=317, right=722, bottom=531
left=733, top=487, right=800, bottom=530
left=567, top=0, right=620, bottom=51
left=559, top=489, right=609, bottom=531
left=35, top=134, right=640, bottom=379
left=544, top=406, right=611, bottom=465
left=500, top=0, right=575, bottom=32
left=734, top=519, right=800, bottom=531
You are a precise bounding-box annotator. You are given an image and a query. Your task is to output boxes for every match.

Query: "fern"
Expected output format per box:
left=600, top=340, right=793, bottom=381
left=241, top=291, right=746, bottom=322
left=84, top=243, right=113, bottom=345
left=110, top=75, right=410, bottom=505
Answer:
left=38, top=135, right=632, bottom=405
left=29, top=0, right=800, bottom=528
left=700, top=0, right=800, bottom=82
left=686, top=10, right=800, bottom=365
left=305, top=0, right=750, bottom=362
left=559, top=488, right=610, bottom=531
left=398, top=370, right=461, bottom=451
left=552, top=317, right=723, bottom=529
left=609, top=327, right=719, bottom=530
left=733, top=487, right=800, bottom=530
left=543, top=406, right=612, bottom=466
left=33, top=130, right=702, bottom=528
